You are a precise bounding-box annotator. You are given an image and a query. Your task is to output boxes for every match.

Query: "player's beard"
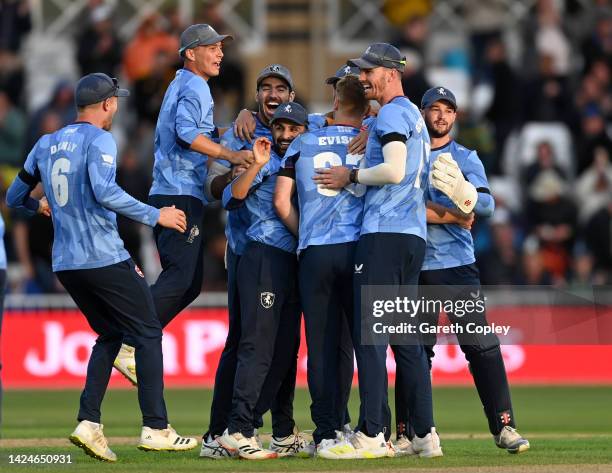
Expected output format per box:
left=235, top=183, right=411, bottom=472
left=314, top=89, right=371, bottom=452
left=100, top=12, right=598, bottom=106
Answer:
left=426, top=121, right=452, bottom=139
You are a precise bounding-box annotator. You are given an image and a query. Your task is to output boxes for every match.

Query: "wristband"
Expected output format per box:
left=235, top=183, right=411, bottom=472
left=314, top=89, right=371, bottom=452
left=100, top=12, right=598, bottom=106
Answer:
left=350, top=168, right=359, bottom=184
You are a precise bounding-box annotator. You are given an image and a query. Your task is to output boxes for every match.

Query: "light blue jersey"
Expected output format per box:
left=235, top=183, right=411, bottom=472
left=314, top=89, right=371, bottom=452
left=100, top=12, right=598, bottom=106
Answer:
left=150, top=68, right=215, bottom=202
left=0, top=213, right=6, bottom=270
left=222, top=150, right=296, bottom=254
left=282, top=125, right=365, bottom=251
left=361, top=96, right=430, bottom=239
left=219, top=113, right=272, bottom=255
left=423, top=140, right=494, bottom=270
left=6, top=123, right=159, bottom=272
left=308, top=113, right=327, bottom=131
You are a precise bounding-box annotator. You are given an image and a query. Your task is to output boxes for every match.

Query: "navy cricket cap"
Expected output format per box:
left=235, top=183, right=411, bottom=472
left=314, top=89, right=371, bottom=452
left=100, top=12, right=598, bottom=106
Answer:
left=270, top=102, right=308, bottom=126
left=256, top=64, right=295, bottom=91
left=325, top=64, right=361, bottom=85
left=179, top=23, right=233, bottom=57
left=421, top=86, right=457, bottom=110
left=348, top=43, right=406, bottom=72
left=75, top=73, right=129, bottom=107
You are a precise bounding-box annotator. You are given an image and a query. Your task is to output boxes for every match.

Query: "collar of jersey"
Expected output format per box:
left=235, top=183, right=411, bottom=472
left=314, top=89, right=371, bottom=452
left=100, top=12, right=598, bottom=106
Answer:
left=431, top=139, right=453, bottom=152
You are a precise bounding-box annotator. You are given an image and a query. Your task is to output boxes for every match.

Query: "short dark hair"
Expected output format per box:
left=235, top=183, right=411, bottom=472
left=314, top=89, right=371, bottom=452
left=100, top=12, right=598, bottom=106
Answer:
left=335, top=75, right=368, bottom=117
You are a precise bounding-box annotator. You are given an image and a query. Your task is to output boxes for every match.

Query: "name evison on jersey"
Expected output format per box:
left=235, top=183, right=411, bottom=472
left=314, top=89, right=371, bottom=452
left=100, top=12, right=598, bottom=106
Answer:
left=283, top=125, right=365, bottom=251
left=423, top=140, right=490, bottom=271
left=360, top=96, right=430, bottom=239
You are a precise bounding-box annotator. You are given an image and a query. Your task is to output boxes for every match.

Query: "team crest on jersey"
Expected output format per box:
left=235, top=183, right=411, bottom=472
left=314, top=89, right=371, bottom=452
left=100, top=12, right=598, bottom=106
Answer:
left=260, top=292, right=275, bottom=309
left=187, top=224, right=200, bottom=244
left=135, top=265, right=145, bottom=278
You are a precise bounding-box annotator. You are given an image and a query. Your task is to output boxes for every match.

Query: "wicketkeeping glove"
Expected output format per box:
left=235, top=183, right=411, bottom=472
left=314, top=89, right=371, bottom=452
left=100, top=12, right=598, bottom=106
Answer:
left=431, top=153, right=478, bottom=213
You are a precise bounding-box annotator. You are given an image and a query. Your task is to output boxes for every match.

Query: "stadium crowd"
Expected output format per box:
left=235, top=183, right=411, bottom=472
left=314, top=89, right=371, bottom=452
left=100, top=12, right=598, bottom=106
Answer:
left=0, top=0, right=610, bottom=294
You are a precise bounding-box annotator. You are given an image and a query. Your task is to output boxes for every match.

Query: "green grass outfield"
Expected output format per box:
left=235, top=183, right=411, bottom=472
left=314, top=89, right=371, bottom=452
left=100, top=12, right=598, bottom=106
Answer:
left=1, top=386, right=611, bottom=472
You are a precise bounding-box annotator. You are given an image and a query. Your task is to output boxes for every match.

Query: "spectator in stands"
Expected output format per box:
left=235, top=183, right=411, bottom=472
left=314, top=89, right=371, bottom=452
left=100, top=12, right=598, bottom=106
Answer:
left=576, top=104, right=612, bottom=173
left=581, top=10, right=612, bottom=73
left=390, top=15, right=431, bottom=105
left=523, top=53, right=574, bottom=125
left=484, top=38, right=522, bottom=174
left=76, top=3, right=122, bottom=76
left=122, top=13, right=179, bottom=83
left=0, top=90, right=26, bottom=168
left=477, top=205, right=522, bottom=284
left=575, top=146, right=612, bottom=225
left=116, top=145, right=151, bottom=270
left=523, top=141, right=567, bottom=190
left=0, top=0, right=30, bottom=104
left=520, top=236, right=553, bottom=285
left=526, top=170, right=578, bottom=282
left=132, top=50, right=176, bottom=125
left=25, top=80, right=76, bottom=153
left=585, top=202, right=612, bottom=280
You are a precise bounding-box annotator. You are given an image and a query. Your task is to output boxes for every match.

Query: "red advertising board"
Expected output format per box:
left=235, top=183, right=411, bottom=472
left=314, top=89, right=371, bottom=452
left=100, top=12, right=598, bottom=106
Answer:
left=2, top=308, right=612, bottom=388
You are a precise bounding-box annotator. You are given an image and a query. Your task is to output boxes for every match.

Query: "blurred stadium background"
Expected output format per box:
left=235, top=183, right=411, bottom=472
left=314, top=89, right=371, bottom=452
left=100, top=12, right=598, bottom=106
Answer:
left=1, top=0, right=612, bottom=392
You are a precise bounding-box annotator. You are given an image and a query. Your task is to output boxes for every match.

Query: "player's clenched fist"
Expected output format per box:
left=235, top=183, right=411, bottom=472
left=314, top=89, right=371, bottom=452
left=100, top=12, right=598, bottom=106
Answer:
left=158, top=205, right=188, bottom=233
left=431, top=153, right=478, bottom=214
left=37, top=196, right=51, bottom=217
left=252, top=137, right=272, bottom=166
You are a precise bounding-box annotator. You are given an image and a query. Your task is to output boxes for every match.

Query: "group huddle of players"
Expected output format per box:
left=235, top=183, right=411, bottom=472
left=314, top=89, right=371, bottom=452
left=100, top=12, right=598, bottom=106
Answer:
left=6, top=22, right=529, bottom=462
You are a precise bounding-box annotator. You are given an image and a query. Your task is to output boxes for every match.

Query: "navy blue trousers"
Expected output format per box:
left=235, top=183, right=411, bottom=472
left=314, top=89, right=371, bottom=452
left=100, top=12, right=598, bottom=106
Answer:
left=207, top=246, right=299, bottom=438
left=299, top=242, right=355, bottom=444
left=395, top=263, right=515, bottom=436
left=57, top=259, right=168, bottom=429
left=227, top=242, right=301, bottom=438
left=353, top=233, right=434, bottom=439
left=149, top=194, right=204, bottom=328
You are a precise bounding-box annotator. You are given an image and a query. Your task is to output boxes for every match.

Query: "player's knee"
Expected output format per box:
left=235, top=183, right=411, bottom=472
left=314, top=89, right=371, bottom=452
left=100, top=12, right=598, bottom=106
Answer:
left=463, top=343, right=501, bottom=363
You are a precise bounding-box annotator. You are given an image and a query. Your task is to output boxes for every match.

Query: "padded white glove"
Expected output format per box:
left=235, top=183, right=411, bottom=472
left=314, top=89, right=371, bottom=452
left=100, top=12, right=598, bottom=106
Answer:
left=431, top=153, right=478, bottom=213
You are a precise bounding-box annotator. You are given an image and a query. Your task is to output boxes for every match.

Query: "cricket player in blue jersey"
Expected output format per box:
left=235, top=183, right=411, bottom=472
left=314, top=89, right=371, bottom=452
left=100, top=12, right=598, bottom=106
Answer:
left=200, top=65, right=307, bottom=459
left=274, top=76, right=368, bottom=452
left=112, top=24, right=253, bottom=384
left=6, top=73, right=196, bottom=461
left=393, top=87, right=529, bottom=454
left=315, top=43, right=441, bottom=459
left=216, top=103, right=307, bottom=460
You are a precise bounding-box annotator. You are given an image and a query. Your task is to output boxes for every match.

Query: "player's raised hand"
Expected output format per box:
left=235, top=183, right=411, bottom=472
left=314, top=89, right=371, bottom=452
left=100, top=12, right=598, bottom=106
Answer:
left=234, top=109, right=257, bottom=143
left=348, top=129, right=368, bottom=154
left=158, top=205, right=187, bottom=233
left=313, top=166, right=350, bottom=190
left=37, top=196, right=51, bottom=217
left=252, top=137, right=271, bottom=165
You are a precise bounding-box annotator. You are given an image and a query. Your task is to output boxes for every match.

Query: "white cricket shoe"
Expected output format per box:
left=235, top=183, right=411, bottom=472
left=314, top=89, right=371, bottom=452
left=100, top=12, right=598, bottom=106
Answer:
left=138, top=424, right=198, bottom=451
left=199, top=433, right=236, bottom=459
left=113, top=344, right=137, bottom=386
left=494, top=426, right=530, bottom=454
left=69, top=420, right=117, bottom=462
left=317, top=431, right=391, bottom=459
left=217, top=429, right=277, bottom=460
left=269, top=430, right=310, bottom=457
left=394, top=434, right=412, bottom=456
left=408, top=427, right=443, bottom=458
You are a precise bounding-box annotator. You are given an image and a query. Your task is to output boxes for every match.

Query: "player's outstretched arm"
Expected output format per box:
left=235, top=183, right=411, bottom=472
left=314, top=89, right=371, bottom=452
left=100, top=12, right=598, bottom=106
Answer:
left=274, top=175, right=298, bottom=236
left=227, top=137, right=271, bottom=201
left=158, top=205, right=187, bottom=233
left=189, top=134, right=254, bottom=166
